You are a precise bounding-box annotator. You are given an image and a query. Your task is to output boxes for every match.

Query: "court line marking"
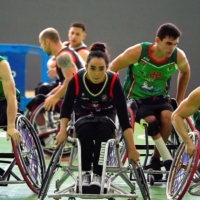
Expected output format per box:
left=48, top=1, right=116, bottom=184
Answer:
left=137, top=135, right=152, bottom=141
left=0, top=132, right=6, bottom=137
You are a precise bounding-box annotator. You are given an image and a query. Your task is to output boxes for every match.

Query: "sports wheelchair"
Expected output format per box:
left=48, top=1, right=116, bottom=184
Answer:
left=37, top=113, right=151, bottom=200
left=127, top=98, right=196, bottom=186
left=0, top=113, right=46, bottom=194
left=166, top=130, right=200, bottom=200
left=26, top=100, right=72, bottom=159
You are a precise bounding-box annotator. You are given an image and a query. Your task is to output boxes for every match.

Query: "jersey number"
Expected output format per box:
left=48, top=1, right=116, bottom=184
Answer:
left=150, top=71, right=162, bottom=79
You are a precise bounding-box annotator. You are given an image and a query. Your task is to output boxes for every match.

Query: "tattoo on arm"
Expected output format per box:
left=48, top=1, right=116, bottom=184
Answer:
left=56, top=52, right=76, bottom=70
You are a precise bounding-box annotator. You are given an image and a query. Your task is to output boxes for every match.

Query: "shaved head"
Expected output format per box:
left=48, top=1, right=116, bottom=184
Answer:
left=39, top=27, right=61, bottom=42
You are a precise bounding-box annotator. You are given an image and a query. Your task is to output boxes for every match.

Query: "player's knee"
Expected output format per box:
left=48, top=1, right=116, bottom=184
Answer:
left=147, top=120, right=159, bottom=136
left=160, top=111, right=172, bottom=124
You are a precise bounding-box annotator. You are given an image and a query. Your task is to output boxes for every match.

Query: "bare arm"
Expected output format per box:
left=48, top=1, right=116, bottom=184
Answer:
left=47, top=56, right=56, bottom=69
left=0, top=60, right=22, bottom=145
left=123, top=128, right=140, bottom=164
left=109, top=44, right=142, bottom=72
left=55, top=52, right=77, bottom=98
left=47, top=56, right=58, bottom=79
left=0, top=60, right=17, bottom=128
left=48, top=84, right=61, bottom=95
left=78, top=49, right=89, bottom=62
left=55, top=118, right=69, bottom=148
left=44, top=52, right=77, bottom=111
left=176, top=48, right=190, bottom=104
left=171, top=87, right=200, bottom=156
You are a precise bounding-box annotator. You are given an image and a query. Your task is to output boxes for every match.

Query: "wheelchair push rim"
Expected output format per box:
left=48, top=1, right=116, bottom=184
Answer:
left=12, top=114, right=46, bottom=194
left=38, top=144, right=64, bottom=200
left=29, top=101, right=72, bottom=159
left=166, top=131, right=200, bottom=200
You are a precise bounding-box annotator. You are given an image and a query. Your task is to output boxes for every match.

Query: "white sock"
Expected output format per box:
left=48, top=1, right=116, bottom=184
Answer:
left=153, top=137, right=173, bottom=161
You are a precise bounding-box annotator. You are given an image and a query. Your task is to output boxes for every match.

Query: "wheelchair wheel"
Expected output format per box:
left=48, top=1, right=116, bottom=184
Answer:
left=29, top=102, right=72, bottom=158
left=166, top=131, right=200, bottom=200
left=131, top=161, right=151, bottom=200
left=12, top=113, right=46, bottom=194
left=38, top=145, right=64, bottom=200
left=188, top=182, right=200, bottom=196
left=24, top=108, right=32, bottom=120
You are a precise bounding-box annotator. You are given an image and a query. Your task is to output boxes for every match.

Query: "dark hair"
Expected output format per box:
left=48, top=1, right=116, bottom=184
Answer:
left=86, top=42, right=110, bottom=67
left=40, top=28, right=60, bottom=42
left=70, top=22, right=86, bottom=32
left=156, top=23, right=182, bottom=40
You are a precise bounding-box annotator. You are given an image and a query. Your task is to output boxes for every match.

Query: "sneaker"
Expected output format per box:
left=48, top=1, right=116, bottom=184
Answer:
left=82, top=172, right=91, bottom=187
left=90, top=174, right=101, bottom=187
left=149, top=157, right=163, bottom=181
left=163, top=159, right=173, bottom=180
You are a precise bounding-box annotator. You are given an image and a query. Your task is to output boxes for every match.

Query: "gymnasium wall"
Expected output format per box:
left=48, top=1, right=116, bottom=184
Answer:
left=0, top=0, right=199, bottom=98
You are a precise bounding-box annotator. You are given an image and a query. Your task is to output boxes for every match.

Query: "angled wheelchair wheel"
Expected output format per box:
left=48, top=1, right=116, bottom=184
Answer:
left=131, top=161, right=151, bottom=200
left=12, top=113, right=46, bottom=194
left=188, top=182, right=200, bottom=196
left=29, top=102, right=72, bottom=158
left=166, top=131, right=200, bottom=200
left=38, top=145, right=64, bottom=200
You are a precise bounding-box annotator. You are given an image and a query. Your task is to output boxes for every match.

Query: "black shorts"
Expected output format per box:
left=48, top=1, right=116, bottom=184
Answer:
left=0, top=100, right=7, bottom=126
left=135, top=100, right=174, bottom=123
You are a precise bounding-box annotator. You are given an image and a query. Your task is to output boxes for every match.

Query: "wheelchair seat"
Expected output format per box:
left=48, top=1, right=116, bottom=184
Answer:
left=126, top=98, right=194, bottom=185
left=38, top=114, right=151, bottom=200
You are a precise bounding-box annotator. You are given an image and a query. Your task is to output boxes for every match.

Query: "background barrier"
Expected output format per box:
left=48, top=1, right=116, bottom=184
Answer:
left=0, top=44, right=50, bottom=111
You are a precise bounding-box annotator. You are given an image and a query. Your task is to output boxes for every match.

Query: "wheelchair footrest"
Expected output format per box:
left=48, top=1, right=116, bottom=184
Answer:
left=48, top=193, right=138, bottom=199
left=76, top=185, right=108, bottom=194
left=0, top=180, right=25, bottom=185
left=143, top=169, right=169, bottom=174
left=143, top=162, right=164, bottom=170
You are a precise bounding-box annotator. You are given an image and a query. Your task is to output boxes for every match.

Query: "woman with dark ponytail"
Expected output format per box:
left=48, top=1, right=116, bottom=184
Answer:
left=56, top=42, right=140, bottom=193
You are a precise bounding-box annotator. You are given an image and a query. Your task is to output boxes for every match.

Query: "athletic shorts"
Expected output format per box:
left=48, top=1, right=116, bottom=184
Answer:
left=135, top=98, right=174, bottom=123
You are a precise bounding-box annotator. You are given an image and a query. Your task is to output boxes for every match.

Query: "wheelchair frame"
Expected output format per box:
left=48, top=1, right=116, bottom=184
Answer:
left=0, top=113, right=46, bottom=194
left=38, top=114, right=151, bottom=200
left=127, top=98, right=196, bottom=186
left=166, top=130, right=200, bottom=200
